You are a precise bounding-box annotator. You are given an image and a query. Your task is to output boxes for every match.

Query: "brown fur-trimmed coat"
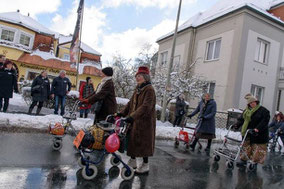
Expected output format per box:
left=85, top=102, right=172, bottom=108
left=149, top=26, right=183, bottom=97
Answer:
left=121, top=83, right=156, bottom=157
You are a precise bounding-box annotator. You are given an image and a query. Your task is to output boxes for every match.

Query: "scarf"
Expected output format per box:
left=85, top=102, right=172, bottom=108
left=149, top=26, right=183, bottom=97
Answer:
left=83, top=84, right=94, bottom=98
left=241, top=104, right=260, bottom=136
left=96, top=77, right=112, bottom=93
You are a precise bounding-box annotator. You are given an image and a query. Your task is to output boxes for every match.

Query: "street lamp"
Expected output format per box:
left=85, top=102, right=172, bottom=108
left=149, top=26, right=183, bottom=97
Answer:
left=160, top=0, right=183, bottom=122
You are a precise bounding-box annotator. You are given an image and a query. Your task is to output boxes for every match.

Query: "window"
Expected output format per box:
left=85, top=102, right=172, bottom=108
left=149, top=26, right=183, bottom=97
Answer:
left=63, top=53, right=70, bottom=61
left=255, top=38, right=269, bottom=64
left=207, top=82, right=216, bottom=98
left=1, top=29, right=15, bottom=42
left=205, top=39, right=221, bottom=61
left=251, top=84, right=265, bottom=103
left=160, top=51, right=168, bottom=65
left=19, top=33, right=31, bottom=47
left=173, top=55, right=181, bottom=71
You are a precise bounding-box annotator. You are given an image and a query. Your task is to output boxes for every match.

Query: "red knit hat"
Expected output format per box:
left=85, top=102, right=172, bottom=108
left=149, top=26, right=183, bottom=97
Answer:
left=136, top=66, right=150, bottom=76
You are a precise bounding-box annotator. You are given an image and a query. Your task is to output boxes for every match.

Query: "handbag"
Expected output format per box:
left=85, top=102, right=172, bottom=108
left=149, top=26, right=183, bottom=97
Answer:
left=31, top=85, right=41, bottom=93
left=94, top=100, right=103, bottom=114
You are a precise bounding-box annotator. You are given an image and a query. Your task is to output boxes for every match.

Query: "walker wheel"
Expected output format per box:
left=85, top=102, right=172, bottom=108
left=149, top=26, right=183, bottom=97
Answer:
left=82, top=165, right=98, bottom=180
left=248, top=163, right=256, bottom=171
left=226, top=161, right=234, bottom=170
left=174, top=138, right=179, bottom=148
left=52, top=139, right=63, bottom=151
left=121, top=167, right=134, bottom=180
left=78, top=155, right=90, bottom=167
left=110, top=155, right=121, bottom=166
left=213, top=155, right=220, bottom=162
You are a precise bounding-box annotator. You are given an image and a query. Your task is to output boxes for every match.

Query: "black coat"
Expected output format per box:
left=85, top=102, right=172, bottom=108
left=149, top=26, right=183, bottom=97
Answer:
left=236, top=106, right=270, bottom=144
left=51, top=76, right=71, bottom=97
left=189, top=99, right=217, bottom=135
left=31, top=75, right=50, bottom=102
left=0, top=68, right=18, bottom=98
left=175, top=97, right=186, bottom=116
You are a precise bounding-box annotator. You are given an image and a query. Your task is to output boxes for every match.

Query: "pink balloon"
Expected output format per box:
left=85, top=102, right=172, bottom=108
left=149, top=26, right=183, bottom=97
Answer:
left=105, top=133, right=120, bottom=153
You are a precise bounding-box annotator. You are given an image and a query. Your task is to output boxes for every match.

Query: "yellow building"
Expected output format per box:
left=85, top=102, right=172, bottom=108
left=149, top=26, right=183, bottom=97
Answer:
left=0, top=11, right=103, bottom=89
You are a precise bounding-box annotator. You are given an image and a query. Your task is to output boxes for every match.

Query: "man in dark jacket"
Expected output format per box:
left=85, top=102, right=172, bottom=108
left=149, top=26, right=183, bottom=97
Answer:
left=234, top=96, right=270, bottom=168
left=51, top=70, right=71, bottom=116
left=0, top=60, right=19, bottom=112
left=28, top=70, right=50, bottom=115
left=173, top=94, right=186, bottom=127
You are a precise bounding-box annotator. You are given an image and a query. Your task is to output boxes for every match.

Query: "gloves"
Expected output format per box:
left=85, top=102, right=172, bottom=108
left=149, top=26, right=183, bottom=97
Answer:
left=81, top=98, right=89, bottom=104
left=114, top=112, right=123, bottom=117
left=124, top=116, right=134, bottom=124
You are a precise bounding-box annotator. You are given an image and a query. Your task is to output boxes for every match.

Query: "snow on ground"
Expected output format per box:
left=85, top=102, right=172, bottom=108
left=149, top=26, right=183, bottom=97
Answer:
left=4, top=93, right=241, bottom=141
left=9, top=93, right=28, bottom=106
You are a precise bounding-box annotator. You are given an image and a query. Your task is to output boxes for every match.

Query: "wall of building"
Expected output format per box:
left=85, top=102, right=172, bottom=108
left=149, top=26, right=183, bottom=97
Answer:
left=238, top=11, right=284, bottom=113
left=156, top=29, right=192, bottom=72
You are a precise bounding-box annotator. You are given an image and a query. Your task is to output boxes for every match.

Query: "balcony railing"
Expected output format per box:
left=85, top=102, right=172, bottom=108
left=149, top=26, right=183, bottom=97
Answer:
left=280, top=67, right=284, bottom=80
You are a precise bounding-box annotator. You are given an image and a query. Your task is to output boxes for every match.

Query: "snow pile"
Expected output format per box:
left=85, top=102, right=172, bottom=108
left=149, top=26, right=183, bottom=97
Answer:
left=67, top=91, right=79, bottom=98
left=169, top=99, right=190, bottom=105
left=31, top=49, right=66, bottom=61
left=9, top=93, right=29, bottom=107
left=0, top=11, right=55, bottom=35
left=0, top=112, right=93, bottom=130
left=78, top=62, right=102, bottom=75
left=116, top=97, right=129, bottom=105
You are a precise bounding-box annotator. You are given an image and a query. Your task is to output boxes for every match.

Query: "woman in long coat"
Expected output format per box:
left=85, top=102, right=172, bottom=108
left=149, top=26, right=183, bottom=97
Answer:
left=28, top=70, right=50, bottom=115
left=119, top=66, right=156, bottom=174
left=188, top=93, right=216, bottom=152
left=0, top=60, right=18, bottom=112
left=82, top=67, right=117, bottom=124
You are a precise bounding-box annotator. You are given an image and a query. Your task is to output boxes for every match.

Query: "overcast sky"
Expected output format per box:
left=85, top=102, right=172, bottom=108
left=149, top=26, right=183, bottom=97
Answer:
left=0, top=0, right=220, bottom=64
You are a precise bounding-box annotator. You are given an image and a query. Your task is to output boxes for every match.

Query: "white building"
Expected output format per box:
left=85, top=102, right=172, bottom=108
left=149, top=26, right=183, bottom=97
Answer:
left=156, top=0, right=284, bottom=113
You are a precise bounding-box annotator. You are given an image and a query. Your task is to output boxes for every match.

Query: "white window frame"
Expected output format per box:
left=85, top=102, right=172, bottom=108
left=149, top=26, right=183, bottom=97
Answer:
left=173, top=55, right=181, bottom=71
left=19, top=31, right=33, bottom=49
left=160, top=51, right=168, bottom=66
left=63, top=53, right=70, bottom=61
left=250, top=84, right=265, bottom=103
left=207, top=82, right=216, bottom=98
left=254, top=38, right=270, bottom=65
left=0, top=25, right=17, bottom=43
left=205, top=38, right=221, bottom=61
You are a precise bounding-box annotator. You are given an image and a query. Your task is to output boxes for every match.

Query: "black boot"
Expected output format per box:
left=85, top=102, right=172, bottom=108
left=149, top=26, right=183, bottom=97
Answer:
left=28, top=107, right=33, bottom=115
left=36, top=107, right=42, bottom=115
left=80, top=114, right=83, bottom=118
left=84, top=113, right=88, bottom=118
left=190, top=138, right=198, bottom=151
left=236, top=159, right=247, bottom=167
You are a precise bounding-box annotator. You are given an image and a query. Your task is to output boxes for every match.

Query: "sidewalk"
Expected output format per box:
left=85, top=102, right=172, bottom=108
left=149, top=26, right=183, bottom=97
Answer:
left=0, top=93, right=239, bottom=142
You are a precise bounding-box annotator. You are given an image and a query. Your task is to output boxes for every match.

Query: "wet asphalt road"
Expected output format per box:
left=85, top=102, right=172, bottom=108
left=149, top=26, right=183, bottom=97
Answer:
left=0, top=132, right=283, bottom=189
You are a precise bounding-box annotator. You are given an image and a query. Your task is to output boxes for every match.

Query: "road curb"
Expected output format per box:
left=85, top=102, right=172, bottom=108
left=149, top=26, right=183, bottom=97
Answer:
left=0, top=125, right=224, bottom=143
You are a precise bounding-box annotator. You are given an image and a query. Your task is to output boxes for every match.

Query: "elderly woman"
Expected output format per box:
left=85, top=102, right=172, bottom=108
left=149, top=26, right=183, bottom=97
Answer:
left=118, top=66, right=156, bottom=174
left=82, top=67, right=117, bottom=123
left=234, top=96, right=270, bottom=168
left=28, top=70, right=50, bottom=115
left=188, top=93, right=216, bottom=153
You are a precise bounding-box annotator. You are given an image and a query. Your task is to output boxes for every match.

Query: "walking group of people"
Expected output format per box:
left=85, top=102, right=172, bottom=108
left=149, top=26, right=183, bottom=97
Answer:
left=172, top=91, right=283, bottom=170
left=1, top=53, right=282, bottom=174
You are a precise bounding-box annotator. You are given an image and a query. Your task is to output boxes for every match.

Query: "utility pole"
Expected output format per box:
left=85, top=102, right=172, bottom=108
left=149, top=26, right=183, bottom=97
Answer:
left=161, top=0, right=182, bottom=122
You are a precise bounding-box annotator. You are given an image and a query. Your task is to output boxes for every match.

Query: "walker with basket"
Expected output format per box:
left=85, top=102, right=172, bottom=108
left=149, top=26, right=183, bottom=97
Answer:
left=48, top=100, right=81, bottom=151
left=213, top=125, right=259, bottom=171
left=268, top=128, right=283, bottom=152
left=174, top=117, right=202, bottom=150
left=74, top=115, right=134, bottom=181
